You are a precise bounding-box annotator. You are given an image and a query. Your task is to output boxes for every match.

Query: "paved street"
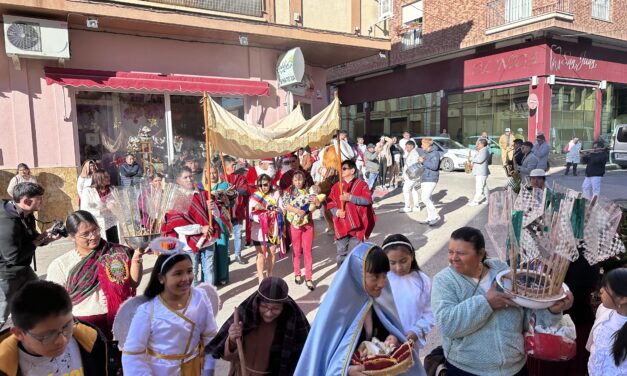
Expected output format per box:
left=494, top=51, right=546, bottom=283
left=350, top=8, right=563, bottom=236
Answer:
left=31, top=166, right=626, bottom=373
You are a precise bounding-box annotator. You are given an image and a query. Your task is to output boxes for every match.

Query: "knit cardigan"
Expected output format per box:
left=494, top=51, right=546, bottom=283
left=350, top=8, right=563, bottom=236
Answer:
left=431, top=258, right=561, bottom=376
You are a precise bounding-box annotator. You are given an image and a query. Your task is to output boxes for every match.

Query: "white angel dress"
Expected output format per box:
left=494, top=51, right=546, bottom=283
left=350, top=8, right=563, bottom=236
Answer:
left=120, top=286, right=218, bottom=376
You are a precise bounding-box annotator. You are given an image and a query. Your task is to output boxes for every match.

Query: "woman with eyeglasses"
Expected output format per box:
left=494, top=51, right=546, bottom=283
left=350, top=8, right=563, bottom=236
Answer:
left=6, top=163, right=38, bottom=197
left=207, top=277, right=310, bottom=376
left=249, top=174, right=283, bottom=283
left=46, top=210, right=144, bottom=339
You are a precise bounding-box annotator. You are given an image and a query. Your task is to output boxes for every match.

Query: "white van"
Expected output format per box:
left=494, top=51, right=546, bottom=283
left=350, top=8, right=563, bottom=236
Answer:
left=610, top=124, right=627, bottom=169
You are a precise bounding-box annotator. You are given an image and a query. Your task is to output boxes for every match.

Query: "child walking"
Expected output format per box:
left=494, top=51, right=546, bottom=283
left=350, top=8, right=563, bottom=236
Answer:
left=381, top=234, right=433, bottom=349
left=121, top=240, right=218, bottom=375
left=587, top=267, right=627, bottom=375
left=281, top=170, right=321, bottom=290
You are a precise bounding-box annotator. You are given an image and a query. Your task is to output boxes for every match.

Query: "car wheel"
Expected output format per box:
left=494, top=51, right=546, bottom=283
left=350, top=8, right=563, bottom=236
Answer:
left=441, top=157, right=454, bottom=172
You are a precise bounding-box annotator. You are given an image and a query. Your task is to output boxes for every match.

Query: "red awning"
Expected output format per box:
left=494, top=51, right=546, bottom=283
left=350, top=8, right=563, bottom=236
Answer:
left=44, top=67, right=270, bottom=96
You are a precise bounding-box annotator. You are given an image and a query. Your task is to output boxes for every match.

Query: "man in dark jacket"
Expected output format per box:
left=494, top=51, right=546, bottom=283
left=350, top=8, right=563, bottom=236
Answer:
left=0, top=280, right=113, bottom=376
left=0, top=183, right=58, bottom=328
left=119, top=153, right=142, bottom=187
left=418, top=138, right=441, bottom=226
left=581, top=141, right=609, bottom=199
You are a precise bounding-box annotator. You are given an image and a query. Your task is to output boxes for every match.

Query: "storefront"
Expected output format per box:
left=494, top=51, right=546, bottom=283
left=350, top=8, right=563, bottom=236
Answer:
left=0, top=27, right=329, bottom=223
left=338, top=39, right=627, bottom=155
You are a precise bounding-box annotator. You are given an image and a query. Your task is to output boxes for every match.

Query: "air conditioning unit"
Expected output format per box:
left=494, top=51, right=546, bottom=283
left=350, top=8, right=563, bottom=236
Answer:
left=3, top=15, right=70, bottom=60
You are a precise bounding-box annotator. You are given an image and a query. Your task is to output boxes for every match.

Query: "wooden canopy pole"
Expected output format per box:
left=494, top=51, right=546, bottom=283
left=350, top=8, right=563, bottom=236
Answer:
left=333, top=90, right=344, bottom=211
left=202, top=92, right=213, bottom=229
left=233, top=307, right=248, bottom=376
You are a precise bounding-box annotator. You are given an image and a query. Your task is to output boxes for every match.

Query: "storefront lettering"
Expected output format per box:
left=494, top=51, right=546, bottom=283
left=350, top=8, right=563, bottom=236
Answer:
left=550, top=44, right=598, bottom=72
left=471, top=52, right=538, bottom=76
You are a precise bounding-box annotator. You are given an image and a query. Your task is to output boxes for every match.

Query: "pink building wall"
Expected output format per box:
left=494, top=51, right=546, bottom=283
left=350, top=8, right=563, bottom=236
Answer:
left=0, top=28, right=328, bottom=169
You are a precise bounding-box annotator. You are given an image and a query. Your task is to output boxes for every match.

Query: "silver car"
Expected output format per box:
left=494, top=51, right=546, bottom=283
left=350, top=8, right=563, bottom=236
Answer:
left=412, top=137, right=476, bottom=172
left=610, top=124, right=627, bottom=169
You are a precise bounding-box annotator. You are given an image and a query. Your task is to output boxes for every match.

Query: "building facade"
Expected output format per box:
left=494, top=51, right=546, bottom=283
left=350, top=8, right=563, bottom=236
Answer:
left=331, top=0, right=627, bottom=154
left=0, top=0, right=389, bottom=223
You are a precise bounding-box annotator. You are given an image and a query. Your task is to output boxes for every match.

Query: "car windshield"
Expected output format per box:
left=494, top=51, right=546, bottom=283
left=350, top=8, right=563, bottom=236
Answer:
left=436, top=138, right=466, bottom=149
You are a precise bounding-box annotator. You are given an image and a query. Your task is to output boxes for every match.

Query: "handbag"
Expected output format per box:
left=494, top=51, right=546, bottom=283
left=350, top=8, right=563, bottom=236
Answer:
left=524, top=312, right=576, bottom=361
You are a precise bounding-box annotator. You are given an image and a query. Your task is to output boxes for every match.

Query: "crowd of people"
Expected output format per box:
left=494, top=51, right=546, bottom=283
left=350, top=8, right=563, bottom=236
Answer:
left=0, top=127, right=622, bottom=376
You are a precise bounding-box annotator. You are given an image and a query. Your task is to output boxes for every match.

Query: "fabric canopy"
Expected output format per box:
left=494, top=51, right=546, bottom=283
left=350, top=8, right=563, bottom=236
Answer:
left=206, top=96, right=340, bottom=159
left=44, top=67, right=270, bottom=96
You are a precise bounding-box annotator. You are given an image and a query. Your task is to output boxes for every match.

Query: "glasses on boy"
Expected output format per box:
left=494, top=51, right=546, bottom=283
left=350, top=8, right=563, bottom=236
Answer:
left=25, top=317, right=76, bottom=345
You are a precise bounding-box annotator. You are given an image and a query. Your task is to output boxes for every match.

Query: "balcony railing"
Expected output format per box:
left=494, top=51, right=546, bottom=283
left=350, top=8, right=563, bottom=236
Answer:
left=108, top=0, right=265, bottom=18
left=486, top=0, right=573, bottom=30
left=400, top=27, right=422, bottom=50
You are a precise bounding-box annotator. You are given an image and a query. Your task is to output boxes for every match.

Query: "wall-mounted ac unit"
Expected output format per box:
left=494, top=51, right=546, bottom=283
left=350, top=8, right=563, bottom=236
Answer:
left=3, top=15, right=70, bottom=60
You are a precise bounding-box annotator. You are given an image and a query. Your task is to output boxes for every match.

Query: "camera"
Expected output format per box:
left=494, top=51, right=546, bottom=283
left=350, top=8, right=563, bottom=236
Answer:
left=50, top=220, right=68, bottom=238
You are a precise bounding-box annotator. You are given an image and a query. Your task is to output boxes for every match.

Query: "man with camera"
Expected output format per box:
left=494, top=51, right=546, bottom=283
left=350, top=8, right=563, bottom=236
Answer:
left=0, top=182, right=61, bottom=328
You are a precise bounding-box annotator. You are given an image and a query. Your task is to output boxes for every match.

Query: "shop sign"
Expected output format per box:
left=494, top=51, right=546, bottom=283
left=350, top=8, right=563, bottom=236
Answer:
left=277, top=47, right=305, bottom=88
left=549, top=44, right=597, bottom=72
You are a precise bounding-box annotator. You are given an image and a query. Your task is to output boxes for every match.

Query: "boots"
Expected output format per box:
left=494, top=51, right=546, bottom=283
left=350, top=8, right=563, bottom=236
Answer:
left=573, top=163, right=578, bottom=176
left=565, top=162, right=571, bottom=175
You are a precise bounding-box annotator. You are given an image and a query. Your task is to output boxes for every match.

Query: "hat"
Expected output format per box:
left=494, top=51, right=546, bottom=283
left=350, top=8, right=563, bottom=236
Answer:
left=530, top=169, right=546, bottom=177
left=505, top=128, right=511, bottom=132
left=260, top=158, right=273, bottom=164
left=537, top=134, right=546, bottom=140
left=517, top=128, right=524, bottom=132
left=367, top=143, right=375, bottom=148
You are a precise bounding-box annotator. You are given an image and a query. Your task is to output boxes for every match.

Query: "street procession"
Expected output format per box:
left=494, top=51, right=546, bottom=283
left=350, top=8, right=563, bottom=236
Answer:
left=1, top=1, right=627, bottom=375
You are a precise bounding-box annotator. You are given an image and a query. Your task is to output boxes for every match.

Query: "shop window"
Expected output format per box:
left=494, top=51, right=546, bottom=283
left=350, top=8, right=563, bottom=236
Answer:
left=76, top=92, right=166, bottom=185
left=592, top=0, right=610, bottom=20
left=551, top=85, right=596, bottom=152
left=450, top=86, right=529, bottom=148
left=170, top=95, right=243, bottom=167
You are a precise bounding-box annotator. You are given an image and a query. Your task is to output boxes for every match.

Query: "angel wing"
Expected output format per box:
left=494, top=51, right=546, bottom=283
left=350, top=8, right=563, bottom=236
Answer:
left=113, top=295, right=149, bottom=350
left=197, top=283, right=220, bottom=317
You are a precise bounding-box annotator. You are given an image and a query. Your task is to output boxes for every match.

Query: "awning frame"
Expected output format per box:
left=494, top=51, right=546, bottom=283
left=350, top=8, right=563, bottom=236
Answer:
left=44, top=67, right=270, bottom=96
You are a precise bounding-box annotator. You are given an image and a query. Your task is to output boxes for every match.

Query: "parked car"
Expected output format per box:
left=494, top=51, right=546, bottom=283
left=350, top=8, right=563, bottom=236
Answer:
left=412, top=136, right=476, bottom=172
left=465, top=135, right=501, bottom=164
left=610, top=124, right=627, bottom=169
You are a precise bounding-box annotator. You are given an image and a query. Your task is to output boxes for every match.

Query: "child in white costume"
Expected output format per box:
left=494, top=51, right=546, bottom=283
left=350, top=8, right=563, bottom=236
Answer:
left=118, top=240, right=218, bottom=376
left=382, top=234, right=434, bottom=349
left=587, top=268, right=627, bottom=376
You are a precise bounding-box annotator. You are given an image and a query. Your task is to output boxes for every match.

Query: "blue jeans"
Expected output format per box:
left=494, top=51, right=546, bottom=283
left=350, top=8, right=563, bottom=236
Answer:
left=366, top=172, right=379, bottom=199
left=232, top=221, right=242, bottom=258
left=187, top=246, right=215, bottom=285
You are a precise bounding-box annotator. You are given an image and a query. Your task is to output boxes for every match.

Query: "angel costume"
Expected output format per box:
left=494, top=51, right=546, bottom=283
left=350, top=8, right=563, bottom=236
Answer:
left=121, top=286, right=218, bottom=376
left=294, top=243, right=426, bottom=376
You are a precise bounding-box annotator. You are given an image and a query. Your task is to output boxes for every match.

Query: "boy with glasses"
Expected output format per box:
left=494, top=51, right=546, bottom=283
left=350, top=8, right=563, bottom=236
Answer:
left=0, top=280, right=111, bottom=375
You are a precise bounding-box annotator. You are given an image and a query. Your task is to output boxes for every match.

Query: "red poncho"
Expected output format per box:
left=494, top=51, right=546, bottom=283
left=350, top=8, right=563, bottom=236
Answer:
left=186, top=191, right=222, bottom=252
left=327, top=178, right=376, bottom=241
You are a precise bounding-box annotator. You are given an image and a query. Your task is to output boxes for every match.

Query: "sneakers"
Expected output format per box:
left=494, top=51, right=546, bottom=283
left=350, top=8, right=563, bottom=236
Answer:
left=235, top=256, right=247, bottom=265
left=467, top=201, right=479, bottom=207
left=399, top=207, right=412, bottom=213
left=413, top=206, right=421, bottom=212
left=428, top=218, right=440, bottom=226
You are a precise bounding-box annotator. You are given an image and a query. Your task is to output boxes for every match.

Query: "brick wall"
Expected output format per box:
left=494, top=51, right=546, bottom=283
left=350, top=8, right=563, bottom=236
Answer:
left=329, top=0, right=627, bottom=81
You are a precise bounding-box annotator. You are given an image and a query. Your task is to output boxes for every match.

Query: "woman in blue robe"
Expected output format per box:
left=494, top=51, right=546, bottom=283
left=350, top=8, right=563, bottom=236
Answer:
left=295, top=242, right=427, bottom=375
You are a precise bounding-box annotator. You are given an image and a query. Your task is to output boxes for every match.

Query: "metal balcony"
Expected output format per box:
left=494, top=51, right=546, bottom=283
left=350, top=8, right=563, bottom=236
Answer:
left=486, top=0, right=573, bottom=32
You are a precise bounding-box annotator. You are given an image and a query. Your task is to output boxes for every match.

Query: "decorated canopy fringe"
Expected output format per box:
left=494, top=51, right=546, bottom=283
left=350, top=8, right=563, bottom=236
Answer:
left=205, top=95, right=340, bottom=159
